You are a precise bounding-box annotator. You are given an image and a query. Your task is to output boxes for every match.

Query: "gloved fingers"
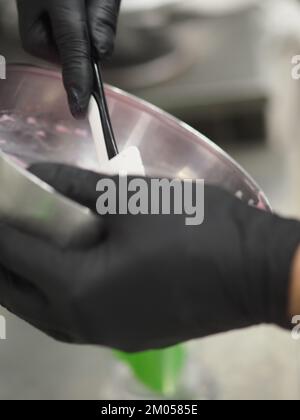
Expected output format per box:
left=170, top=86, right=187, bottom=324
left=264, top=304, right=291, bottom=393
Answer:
left=88, top=0, right=121, bottom=60
left=0, top=223, right=79, bottom=290
left=49, top=0, right=93, bottom=118
left=0, top=266, right=76, bottom=342
left=0, top=265, right=49, bottom=325
left=29, top=163, right=106, bottom=211
left=16, top=0, right=40, bottom=35
left=16, top=2, right=59, bottom=63
left=0, top=221, right=108, bottom=289
left=23, top=18, right=59, bottom=63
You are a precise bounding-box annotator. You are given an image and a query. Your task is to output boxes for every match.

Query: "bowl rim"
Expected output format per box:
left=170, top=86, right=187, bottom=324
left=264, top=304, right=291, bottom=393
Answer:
left=5, top=63, right=272, bottom=210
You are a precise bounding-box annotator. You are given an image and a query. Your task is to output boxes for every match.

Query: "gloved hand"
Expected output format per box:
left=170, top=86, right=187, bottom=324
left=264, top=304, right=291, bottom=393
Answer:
left=0, top=163, right=299, bottom=352
left=16, top=0, right=121, bottom=118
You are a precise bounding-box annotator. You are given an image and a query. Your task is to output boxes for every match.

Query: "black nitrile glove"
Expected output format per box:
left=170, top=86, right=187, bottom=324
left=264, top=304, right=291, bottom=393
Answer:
left=16, top=0, right=121, bottom=118
left=0, top=163, right=299, bottom=352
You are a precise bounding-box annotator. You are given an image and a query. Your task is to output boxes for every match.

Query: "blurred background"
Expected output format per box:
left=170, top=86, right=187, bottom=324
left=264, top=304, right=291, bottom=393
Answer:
left=1, top=0, right=300, bottom=400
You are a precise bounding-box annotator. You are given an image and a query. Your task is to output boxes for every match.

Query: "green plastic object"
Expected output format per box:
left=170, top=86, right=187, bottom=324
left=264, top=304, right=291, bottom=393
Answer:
left=115, top=344, right=186, bottom=396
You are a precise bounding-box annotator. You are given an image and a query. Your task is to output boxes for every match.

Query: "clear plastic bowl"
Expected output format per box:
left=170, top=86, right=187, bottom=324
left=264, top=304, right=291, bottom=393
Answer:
left=0, top=64, right=270, bottom=211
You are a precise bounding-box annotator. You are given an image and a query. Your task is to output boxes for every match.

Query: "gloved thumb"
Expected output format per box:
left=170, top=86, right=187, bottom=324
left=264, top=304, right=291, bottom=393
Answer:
left=29, top=163, right=102, bottom=211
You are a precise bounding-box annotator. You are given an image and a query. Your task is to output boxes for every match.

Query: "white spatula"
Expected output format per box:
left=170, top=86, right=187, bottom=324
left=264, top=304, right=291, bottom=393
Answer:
left=88, top=61, right=145, bottom=177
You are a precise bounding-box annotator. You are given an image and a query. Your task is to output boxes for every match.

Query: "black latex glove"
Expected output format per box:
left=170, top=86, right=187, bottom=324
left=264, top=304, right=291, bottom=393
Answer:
left=16, top=0, right=121, bottom=118
left=0, top=163, right=299, bottom=352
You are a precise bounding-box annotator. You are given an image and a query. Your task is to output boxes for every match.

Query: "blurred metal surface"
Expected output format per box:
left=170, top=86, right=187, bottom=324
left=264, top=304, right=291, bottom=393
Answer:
left=105, top=1, right=271, bottom=145
left=0, top=151, right=101, bottom=248
left=121, top=0, right=181, bottom=15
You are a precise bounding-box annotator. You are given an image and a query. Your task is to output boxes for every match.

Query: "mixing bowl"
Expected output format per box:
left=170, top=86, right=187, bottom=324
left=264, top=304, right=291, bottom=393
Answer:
left=0, top=64, right=270, bottom=234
